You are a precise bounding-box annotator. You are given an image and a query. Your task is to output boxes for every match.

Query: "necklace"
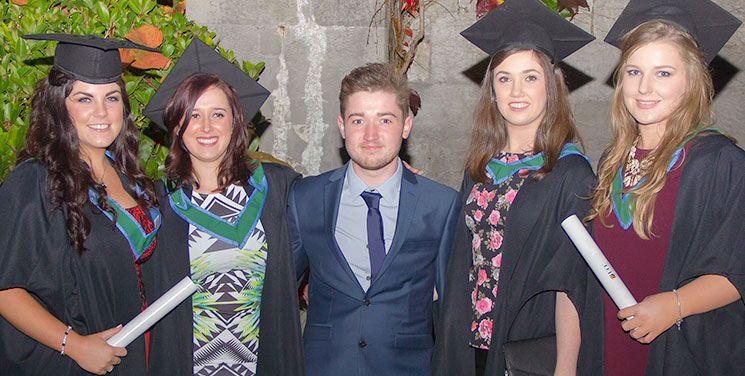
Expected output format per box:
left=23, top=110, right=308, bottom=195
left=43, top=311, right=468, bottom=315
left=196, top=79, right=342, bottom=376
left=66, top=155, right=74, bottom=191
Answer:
left=96, top=161, right=108, bottom=189
left=622, top=136, right=655, bottom=188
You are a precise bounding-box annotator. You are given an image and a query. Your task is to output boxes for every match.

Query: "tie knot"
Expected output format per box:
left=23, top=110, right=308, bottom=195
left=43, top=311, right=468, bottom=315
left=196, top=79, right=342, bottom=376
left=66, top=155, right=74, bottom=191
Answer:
left=360, top=191, right=382, bottom=210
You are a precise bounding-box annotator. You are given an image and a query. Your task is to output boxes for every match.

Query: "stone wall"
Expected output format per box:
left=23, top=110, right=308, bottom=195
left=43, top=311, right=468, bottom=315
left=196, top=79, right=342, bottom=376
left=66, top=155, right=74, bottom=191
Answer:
left=186, top=0, right=745, bottom=189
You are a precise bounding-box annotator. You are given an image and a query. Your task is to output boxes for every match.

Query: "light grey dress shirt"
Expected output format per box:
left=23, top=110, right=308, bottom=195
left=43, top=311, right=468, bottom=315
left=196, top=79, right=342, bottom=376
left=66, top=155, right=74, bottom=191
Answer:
left=334, top=159, right=402, bottom=291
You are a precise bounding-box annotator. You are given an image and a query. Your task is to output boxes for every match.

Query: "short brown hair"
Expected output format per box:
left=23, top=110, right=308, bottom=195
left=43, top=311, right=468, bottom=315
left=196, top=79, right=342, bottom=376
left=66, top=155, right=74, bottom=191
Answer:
left=339, top=63, right=410, bottom=118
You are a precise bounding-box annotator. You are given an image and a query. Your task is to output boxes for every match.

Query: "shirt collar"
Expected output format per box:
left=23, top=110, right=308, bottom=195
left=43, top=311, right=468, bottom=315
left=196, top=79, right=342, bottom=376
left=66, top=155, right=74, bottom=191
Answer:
left=344, top=158, right=403, bottom=204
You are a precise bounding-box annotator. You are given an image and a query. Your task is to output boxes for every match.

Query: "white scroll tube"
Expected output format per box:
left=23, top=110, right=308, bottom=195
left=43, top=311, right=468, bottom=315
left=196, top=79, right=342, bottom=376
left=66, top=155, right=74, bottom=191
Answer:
left=561, top=215, right=637, bottom=310
left=107, top=276, right=198, bottom=347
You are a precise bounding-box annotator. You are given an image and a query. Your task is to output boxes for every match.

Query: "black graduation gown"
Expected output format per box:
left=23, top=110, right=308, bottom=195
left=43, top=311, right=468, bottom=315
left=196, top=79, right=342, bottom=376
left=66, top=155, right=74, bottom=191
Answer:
left=432, top=154, right=604, bottom=376
left=641, top=134, right=745, bottom=375
left=0, top=161, right=148, bottom=375
left=143, top=162, right=305, bottom=376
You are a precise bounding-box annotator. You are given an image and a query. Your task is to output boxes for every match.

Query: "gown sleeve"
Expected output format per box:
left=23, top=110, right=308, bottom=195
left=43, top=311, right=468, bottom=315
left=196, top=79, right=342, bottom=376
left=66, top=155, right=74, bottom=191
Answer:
left=0, top=161, right=78, bottom=374
left=646, top=134, right=745, bottom=376
left=682, top=140, right=745, bottom=295
left=0, top=161, right=67, bottom=314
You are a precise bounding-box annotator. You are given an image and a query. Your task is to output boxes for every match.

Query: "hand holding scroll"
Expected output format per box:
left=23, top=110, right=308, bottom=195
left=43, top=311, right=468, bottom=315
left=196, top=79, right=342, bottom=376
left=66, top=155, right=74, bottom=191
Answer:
left=618, top=291, right=679, bottom=344
left=66, top=325, right=126, bottom=375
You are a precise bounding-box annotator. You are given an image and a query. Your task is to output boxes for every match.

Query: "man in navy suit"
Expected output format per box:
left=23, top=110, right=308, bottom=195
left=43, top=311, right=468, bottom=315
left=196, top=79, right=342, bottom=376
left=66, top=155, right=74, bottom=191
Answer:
left=288, top=63, right=460, bottom=376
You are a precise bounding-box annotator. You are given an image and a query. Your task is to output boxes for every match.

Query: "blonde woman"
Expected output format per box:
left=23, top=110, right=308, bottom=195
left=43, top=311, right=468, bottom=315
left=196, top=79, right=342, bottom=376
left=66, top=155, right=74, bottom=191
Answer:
left=588, top=1, right=744, bottom=374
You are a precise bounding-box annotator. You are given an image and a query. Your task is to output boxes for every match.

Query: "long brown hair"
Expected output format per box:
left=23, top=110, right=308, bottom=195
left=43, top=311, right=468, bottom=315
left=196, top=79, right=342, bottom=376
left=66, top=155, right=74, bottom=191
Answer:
left=164, top=73, right=256, bottom=191
left=587, top=21, right=717, bottom=239
left=465, top=49, right=581, bottom=183
left=18, top=68, right=158, bottom=252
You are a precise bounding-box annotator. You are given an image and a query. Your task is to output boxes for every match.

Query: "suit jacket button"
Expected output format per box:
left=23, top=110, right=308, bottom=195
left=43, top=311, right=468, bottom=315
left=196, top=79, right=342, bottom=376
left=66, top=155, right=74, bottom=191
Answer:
left=359, top=340, right=367, bottom=348
left=363, top=299, right=371, bottom=306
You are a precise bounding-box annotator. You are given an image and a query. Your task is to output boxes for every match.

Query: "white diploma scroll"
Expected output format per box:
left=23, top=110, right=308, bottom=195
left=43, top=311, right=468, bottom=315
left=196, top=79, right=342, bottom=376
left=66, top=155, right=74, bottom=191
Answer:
left=107, top=276, right=198, bottom=347
left=561, top=215, right=637, bottom=310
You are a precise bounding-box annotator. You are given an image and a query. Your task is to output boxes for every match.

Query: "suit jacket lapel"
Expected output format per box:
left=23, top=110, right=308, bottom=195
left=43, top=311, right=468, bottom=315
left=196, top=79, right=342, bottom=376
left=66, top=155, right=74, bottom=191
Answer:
left=370, top=168, right=418, bottom=287
left=325, top=166, right=365, bottom=294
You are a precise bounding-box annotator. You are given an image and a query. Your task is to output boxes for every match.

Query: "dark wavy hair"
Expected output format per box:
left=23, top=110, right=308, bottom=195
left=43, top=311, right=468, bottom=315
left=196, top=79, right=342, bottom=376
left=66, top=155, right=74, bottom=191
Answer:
left=163, top=73, right=256, bottom=191
left=465, top=49, right=583, bottom=183
left=17, top=68, right=158, bottom=252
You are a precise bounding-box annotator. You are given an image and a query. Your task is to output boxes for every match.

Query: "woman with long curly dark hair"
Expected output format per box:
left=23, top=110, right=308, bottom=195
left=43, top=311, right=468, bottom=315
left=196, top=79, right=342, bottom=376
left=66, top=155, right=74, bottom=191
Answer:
left=0, top=34, right=160, bottom=375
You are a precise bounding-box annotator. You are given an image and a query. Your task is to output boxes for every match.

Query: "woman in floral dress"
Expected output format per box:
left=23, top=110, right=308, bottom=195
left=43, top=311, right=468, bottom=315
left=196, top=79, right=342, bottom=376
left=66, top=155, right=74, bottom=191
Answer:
left=432, top=1, right=603, bottom=375
left=141, top=39, right=304, bottom=376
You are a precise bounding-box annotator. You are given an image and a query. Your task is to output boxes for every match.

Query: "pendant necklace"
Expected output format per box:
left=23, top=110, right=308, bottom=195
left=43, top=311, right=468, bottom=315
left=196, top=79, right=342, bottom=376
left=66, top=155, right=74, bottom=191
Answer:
left=623, top=136, right=656, bottom=188
left=96, top=161, right=108, bottom=190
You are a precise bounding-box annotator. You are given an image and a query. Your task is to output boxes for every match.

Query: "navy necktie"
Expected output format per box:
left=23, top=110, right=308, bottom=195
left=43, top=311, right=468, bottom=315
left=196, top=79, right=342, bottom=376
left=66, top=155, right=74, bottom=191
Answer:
left=361, top=191, right=385, bottom=281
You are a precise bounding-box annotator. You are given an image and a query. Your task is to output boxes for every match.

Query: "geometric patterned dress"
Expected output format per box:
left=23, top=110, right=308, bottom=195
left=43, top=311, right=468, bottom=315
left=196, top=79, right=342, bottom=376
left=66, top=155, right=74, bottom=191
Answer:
left=188, top=184, right=267, bottom=376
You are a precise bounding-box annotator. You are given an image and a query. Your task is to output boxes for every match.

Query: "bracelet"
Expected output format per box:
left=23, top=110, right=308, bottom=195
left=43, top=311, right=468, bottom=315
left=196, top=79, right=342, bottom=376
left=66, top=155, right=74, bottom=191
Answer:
left=60, top=325, right=72, bottom=356
left=672, top=289, right=683, bottom=330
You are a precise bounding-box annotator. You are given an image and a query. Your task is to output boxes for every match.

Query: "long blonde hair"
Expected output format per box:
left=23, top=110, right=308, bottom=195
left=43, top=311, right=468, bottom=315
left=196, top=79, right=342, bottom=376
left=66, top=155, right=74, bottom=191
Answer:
left=587, top=21, right=715, bottom=239
left=465, top=49, right=581, bottom=183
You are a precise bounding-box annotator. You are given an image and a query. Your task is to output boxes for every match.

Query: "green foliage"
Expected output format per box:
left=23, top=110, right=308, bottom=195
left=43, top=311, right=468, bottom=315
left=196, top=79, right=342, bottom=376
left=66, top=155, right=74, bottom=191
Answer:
left=540, top=0, right=573, bottom=18
left=0, top=0, right=266, bottom=181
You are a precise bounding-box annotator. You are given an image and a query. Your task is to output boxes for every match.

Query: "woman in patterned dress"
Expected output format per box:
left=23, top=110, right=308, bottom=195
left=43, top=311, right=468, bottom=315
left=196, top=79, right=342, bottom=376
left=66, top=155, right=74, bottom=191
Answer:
left=432, top=1, right=602, bottom=375
left=589, top=1, right=744, bottom=374
left=142, top=39, right=304, bottom=376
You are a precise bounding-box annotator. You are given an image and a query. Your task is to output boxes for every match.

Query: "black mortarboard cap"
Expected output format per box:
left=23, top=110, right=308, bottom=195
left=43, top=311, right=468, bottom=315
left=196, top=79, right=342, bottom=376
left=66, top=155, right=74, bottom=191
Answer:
left=143, top=38, right=270, bottom=132
left=604, top=0, right=742, bottom=63
left=22, top=34, right=160, bottom=84
left=461, top=0, right=595, bottom=62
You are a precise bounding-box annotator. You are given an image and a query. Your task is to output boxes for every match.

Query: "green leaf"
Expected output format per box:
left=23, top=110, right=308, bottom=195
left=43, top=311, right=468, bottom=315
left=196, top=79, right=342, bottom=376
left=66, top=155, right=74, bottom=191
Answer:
left=141, top=0, right=157, bottom=15
left=127, top=0, right=143, bottom=15
left=14, top=37, right=27, bottom=57
left=248, top=136, right=260, bottom=153
left=1, top=102, right=10, bottom=122
left=161, top=43, right=175, bottom=57
left=95, top=2, right=111, bottom=25
left=7, top=125, right=25, bottom=150
left=69, top=12, right=84, bottom=25
left=80, top=0, right=96, bottom=9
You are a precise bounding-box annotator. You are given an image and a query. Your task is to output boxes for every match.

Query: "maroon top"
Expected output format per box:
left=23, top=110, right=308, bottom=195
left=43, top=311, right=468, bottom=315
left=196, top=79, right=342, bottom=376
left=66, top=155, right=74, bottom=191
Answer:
left=594, top=147, right=687, bottom=376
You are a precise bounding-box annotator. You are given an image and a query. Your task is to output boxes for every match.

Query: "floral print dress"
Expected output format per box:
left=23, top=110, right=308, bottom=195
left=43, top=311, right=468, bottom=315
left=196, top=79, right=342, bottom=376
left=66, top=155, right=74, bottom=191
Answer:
left=466, top=151, right=529, bottom=349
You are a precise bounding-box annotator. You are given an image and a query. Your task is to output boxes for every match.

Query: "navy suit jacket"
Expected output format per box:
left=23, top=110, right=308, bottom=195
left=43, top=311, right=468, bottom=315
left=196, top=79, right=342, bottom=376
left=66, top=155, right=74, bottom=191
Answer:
left=288, top=164, right=460, bottom=376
